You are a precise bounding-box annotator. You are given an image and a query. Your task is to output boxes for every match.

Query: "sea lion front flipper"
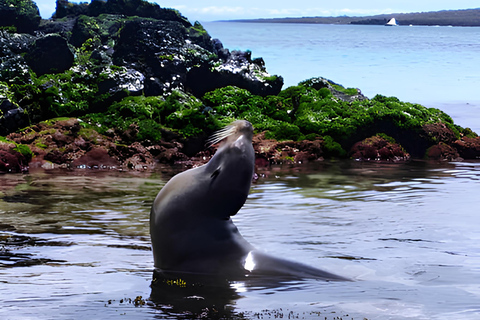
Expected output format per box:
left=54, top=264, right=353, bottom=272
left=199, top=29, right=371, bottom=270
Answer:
left=247, top=250, right=350, bottom=281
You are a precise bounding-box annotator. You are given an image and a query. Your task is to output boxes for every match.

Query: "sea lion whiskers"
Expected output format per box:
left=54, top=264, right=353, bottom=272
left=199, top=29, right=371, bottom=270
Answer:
left=207, top=124, right=237, bottom=147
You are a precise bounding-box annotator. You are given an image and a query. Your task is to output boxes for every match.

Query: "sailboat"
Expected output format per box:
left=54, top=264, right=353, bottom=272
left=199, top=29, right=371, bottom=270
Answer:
left=385, top=18, right=398, bottom=26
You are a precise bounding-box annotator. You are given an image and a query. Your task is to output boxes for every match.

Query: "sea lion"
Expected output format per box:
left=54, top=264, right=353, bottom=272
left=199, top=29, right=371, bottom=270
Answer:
left=150, top=120, right=347, bottom=281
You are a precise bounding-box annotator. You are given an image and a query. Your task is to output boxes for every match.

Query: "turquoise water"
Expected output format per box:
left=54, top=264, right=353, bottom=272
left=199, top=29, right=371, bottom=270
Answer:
left=203, top=22, right=480, bottom=132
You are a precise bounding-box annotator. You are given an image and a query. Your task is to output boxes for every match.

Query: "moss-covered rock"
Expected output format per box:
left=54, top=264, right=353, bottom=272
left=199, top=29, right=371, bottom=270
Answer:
left=0, top=136, right=31, bottom=173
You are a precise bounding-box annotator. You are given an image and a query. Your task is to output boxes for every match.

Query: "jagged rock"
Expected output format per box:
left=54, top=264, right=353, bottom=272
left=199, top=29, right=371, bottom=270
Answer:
left=112, top=17, right=282, bottom=97
left=95, top=66, right=145, bottom=110
left=38, top=15, right=77, bottom=36
left=112, top=18, right=189, bottom=94
left=0, top=31, right=35, bottom=82
left=186, top=50, right=284, bottom=97
left=0, top=0, right=41, bottom=34
left=24, top=34, right=74, bottom=76
left=0, top=98, right=28, bottom=136
left=54, top=0, right=191, bottom=27
left=211, top=38, right=230, bottom=61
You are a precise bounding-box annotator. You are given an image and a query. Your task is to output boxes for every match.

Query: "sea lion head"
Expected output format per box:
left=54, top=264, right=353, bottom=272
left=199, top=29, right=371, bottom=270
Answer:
left=205, top=120, right=255, bottom=219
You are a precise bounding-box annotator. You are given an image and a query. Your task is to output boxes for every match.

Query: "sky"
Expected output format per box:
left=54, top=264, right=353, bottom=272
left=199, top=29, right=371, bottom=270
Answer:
left=35, top=0, right=479, bottom=21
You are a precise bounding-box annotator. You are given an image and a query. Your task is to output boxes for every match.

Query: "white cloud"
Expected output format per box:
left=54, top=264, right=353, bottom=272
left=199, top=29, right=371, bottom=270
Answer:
left=197, top=6, right=247, bottom=15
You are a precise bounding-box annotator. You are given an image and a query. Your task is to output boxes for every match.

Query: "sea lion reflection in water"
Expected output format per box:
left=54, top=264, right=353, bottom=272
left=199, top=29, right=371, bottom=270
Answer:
left=150, top=120, right=348, bottom=281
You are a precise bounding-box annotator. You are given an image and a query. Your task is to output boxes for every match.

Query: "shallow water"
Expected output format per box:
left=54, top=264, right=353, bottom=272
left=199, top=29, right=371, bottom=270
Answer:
left=1, top=161, right=480, bottom=319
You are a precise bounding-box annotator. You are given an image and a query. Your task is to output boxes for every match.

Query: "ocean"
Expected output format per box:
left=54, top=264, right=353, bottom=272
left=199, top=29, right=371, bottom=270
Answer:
left=203, top=22, right=480, bottom=132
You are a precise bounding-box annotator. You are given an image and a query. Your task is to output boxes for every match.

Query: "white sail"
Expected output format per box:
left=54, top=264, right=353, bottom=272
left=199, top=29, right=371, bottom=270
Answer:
left=386, top=18, right=398, bottom=26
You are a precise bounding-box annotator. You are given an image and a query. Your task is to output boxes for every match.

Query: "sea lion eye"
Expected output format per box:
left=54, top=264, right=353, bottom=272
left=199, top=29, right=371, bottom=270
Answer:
left=211, top=168, right=220, bottom=179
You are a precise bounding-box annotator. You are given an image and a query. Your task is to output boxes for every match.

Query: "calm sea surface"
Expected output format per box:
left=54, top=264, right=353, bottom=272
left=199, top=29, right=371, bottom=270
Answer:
left=1, top=161, right=480, bottom=319
left=203, top=22, right=480, bottom=133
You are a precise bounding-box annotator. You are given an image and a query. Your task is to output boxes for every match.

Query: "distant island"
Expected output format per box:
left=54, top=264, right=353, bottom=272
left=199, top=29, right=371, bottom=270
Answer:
left=228, top=8, right=480, bottom=27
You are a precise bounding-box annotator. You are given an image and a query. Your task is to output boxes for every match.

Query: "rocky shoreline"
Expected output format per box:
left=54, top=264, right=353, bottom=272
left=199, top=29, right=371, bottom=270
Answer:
left=1, top=0, right=480, bottom=174
left=2, top=115, right=479, bottom=174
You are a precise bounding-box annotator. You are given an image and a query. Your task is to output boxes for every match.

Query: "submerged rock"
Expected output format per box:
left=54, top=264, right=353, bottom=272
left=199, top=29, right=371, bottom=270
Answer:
left=350, top=135, right=410, bottom=162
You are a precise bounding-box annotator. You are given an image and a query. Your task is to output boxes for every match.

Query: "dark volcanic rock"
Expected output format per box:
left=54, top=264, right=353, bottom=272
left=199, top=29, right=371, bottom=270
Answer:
left=108, top=17, right=210, bottom=95
left=112, top=17, right=282, bottom=97
left=113, top=18, right=189, bottom=94
left=0, top=98, right=28, bottom=136
left=54, top=0, right=191, bottom=27
left=0, top=31, right=35, bottom=82
left=186, top=50, right=284, bottom=97
left=24, top=34, right=74, bottom=76
left=0, top=0, right=41, bottom=34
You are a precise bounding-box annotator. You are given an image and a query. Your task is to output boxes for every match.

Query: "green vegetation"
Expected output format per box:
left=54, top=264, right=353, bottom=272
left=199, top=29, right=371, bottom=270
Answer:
left=0, top=136, right=33, bottom=161
left=82, top=91, right=216, bottom=141
left=189, top=21, right=208, bottom=36
left=13, top=143, right=33, bottom=160
left=196, top=81, right=464, bottom=155
left=7, top=69, right=99, bottom=121
left=3, top=50, right=468, bottom=158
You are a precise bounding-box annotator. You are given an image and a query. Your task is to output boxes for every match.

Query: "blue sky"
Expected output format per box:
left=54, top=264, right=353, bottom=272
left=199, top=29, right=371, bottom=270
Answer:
left=35, top=0, right=479, bottom=21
